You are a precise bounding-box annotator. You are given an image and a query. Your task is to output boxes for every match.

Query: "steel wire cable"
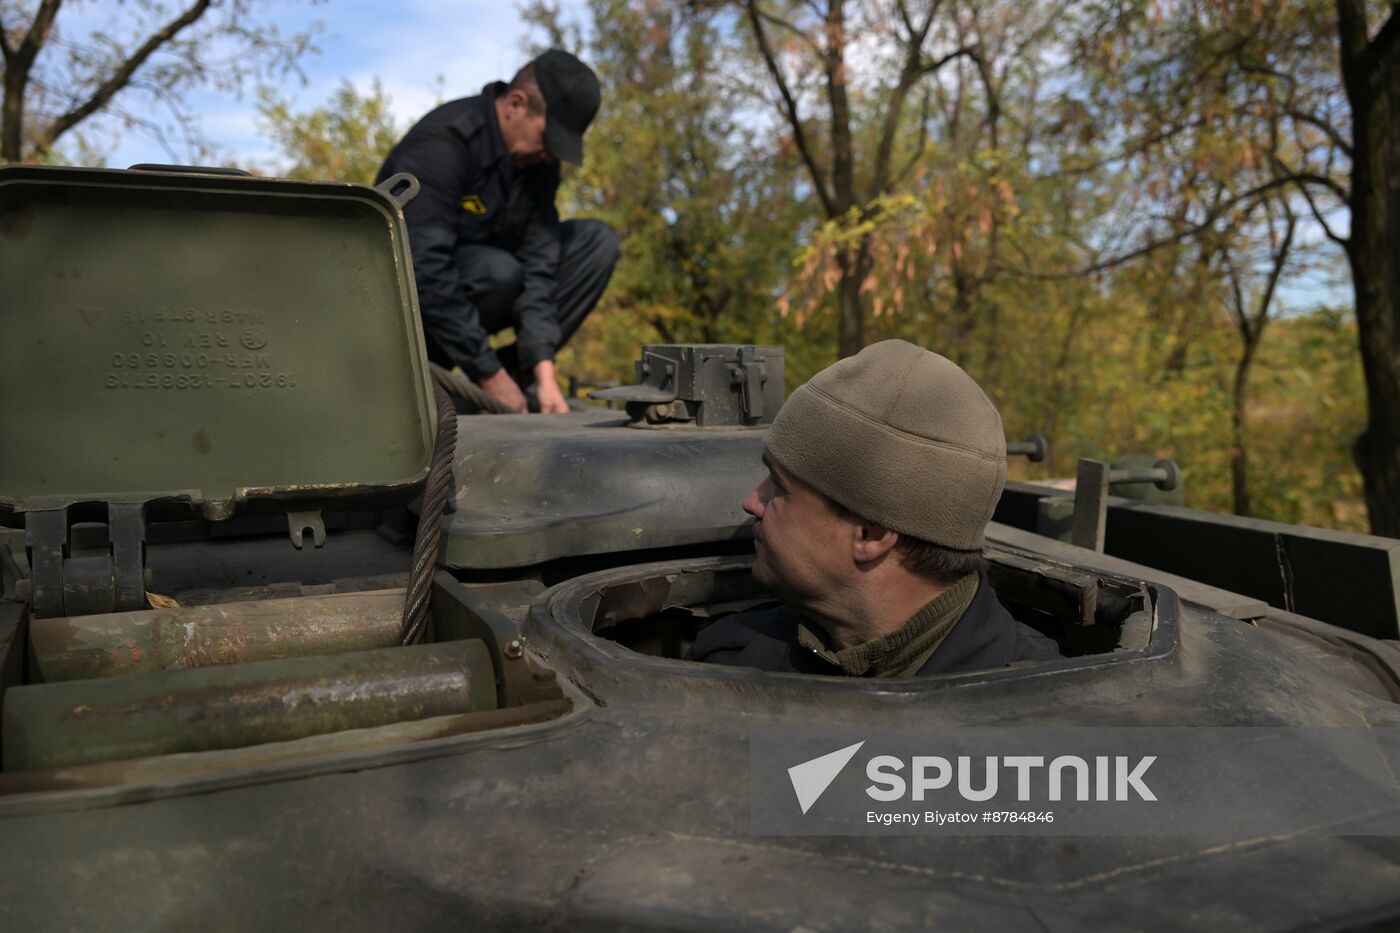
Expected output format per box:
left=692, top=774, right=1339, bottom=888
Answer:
left=400, top=383, right=458, bottom=645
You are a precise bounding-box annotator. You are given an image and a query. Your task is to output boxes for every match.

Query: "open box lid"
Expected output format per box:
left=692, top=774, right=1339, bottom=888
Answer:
left=0, top=164, right=435, bottom=517
left=0, top=165, right=436, bottom=615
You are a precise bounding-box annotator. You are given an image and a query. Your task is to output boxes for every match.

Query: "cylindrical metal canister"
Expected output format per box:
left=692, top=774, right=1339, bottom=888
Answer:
left=28, top=589, right=406, bottom=682
left=2, top=639, right=496, bottom=771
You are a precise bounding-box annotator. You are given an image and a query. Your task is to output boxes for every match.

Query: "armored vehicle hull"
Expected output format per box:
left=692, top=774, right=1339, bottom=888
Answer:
left=3, top=166, right=1400, bottom=930
left=3, top=543, right=1400, bottom=930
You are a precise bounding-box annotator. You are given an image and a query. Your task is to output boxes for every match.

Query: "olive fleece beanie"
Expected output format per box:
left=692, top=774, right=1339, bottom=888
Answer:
left=765, top=340, right=1006, bottom=550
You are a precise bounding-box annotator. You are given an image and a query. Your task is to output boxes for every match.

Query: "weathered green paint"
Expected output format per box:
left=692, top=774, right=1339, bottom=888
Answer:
left=0, top=165, right=435, bottom=516
left=0, top=698, right=574, bottom=795
left=444, top=409, right=767, bottom=569
left=29, top=588, right=406, bottom=682
left=2, top=639, right=496, bottom=771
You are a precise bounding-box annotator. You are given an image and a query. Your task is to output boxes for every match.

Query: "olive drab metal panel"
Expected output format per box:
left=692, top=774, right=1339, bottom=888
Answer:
left=0, top=165, right=435, bottom=517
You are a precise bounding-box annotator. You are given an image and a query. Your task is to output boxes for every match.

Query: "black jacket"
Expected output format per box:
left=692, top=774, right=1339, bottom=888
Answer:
left=376, top=84, right=562, bottom=380
left=687, top=573, right=1061, bottom=676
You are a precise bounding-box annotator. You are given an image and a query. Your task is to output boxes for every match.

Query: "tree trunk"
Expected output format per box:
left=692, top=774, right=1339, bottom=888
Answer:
left=1339, top=2, right=1400, bottom=535
left=2, top=64, right=25, bottom=162
left=1348, top=234, right=1400, bottom=535
left=1231, top=338, right=1258, bottom=517
left=836, top=243, right=867, bottom=358
left=826, top=0, right=865, bottom=359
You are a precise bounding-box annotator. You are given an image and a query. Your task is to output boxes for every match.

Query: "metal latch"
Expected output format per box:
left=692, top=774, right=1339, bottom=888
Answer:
left=23, top=503, right=148, bottom=618
left=589, top=352, right=679, bottom=407
left=730, top=346, right=768, bottom=422
left=287, top=510, right=327, bottom=550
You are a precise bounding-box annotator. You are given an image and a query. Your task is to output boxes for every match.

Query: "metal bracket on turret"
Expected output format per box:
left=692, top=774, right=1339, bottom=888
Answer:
left=1071, top=458, right=1181, bottom=552
left=589, top=344, right=785, bottom=428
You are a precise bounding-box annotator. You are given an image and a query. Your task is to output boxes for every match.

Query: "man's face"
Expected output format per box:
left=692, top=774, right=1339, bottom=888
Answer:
left=743, top=452, right=852, bottom=607
left=499, top=89, right=554, bottom=168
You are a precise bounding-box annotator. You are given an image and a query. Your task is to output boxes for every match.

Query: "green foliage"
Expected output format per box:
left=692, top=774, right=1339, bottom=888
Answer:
left=256, top=80, right=401, bottom=184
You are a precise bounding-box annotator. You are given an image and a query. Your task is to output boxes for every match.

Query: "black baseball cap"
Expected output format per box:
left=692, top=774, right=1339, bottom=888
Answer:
left=534, top=49, right=601, bottom=166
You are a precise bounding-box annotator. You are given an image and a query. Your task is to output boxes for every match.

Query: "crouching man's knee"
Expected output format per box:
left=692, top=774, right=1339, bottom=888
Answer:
left=570, top=219, right=620, bottom=272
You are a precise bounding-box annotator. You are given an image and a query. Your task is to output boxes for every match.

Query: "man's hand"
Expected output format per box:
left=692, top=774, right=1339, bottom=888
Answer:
left=478, top=368, right=528, bottom=413
left=533, top=360, right=570, bottom=414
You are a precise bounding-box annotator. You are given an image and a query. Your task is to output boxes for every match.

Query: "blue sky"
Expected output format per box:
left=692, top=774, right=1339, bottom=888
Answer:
left=106, top=0, right=584, bottom=169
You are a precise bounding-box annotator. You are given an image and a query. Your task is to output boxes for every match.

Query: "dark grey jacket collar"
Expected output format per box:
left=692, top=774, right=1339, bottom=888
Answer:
left=688, top=570, right=1061, bottom=676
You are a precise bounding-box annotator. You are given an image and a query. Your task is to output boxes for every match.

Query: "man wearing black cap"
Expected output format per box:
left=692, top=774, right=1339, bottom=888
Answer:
left=376, top=50, right=618, bottom=413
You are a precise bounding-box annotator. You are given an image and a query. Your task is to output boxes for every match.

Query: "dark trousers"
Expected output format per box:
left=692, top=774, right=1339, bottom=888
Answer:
left=457, top=219, right=619, bottom=380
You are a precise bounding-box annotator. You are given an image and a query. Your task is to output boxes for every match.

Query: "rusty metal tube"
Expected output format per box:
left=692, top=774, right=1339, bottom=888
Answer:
left=27, top=589, right=406, bottom=682
left=2, top=640, right=496, bottom=771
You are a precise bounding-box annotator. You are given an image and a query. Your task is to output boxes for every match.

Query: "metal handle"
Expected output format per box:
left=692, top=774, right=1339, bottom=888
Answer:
left=376, top=172, right=421, bottom=210
left=1070, top=458, right=1182, bottom=552
left=1007, top=434, right=1048, bottom=463
left=1109, top=460, right=1180, bottom=492
left=127, top=163, right=253, bottom=177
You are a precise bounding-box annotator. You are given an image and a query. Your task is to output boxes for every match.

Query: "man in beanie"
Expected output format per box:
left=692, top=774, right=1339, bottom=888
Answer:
left=376, top=50, right=619, bottom=414
left=689, top=340, right=1059, bottom=677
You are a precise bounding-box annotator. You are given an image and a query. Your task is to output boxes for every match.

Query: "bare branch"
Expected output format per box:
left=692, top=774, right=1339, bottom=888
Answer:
left=1042, top=118, right=1208, bottom=179
left=12, top=0, right=63, bottom=75
left=743, top=0, right=835, bottom=215
left=1292, top=173, right=1349, bottom=247
left=917, top=45, right=978, bottom=78
left=1254, top=207, right=1296, bottom=334
left=1284, top=106, right=1353, bottom=158
left=894, top=0, right=917, bottom=36
left=891, top=90, right=931, bottom=187
left=1222, top=243, right=1250, bottom=339
left=997, top=175, right=1302, bottom=280
left=968, top=47, right=999, bottom=149
left=754, top=8, right=820, bottom=52
left=1274, top=165, right=1350, bottom=202
left=42, top=0, right=213, bottom=151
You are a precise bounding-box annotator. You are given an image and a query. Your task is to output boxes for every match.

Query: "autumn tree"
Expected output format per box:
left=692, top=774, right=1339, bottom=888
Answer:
left=1071, top=0, right=1400, bottom=534
left=0, top=0, right=318, bottom=164
left=257, top=80, right=401, bottom=184
left=740, top=0, right=1004, bottom=357
left=524, top=0, right=807, bottom=382
left=1218, top=195, right=1297, bottom=516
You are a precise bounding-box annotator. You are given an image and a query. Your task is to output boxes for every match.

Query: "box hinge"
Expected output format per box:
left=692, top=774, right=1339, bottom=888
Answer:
left=23, top=503, right=148, bottom=618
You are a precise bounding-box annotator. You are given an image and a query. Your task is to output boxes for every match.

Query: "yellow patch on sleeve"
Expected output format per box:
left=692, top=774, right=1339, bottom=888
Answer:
left=460, top=194, right=487, bottom=215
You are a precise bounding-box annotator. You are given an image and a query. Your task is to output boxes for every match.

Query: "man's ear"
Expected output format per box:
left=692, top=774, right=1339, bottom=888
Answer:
left=502, top=88, right=529, bottom=115
left=851, top=521, right=899, bottom=564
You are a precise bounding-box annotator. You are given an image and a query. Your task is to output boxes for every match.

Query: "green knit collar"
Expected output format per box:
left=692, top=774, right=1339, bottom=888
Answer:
left=796, top=572, right=980, bottom=678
